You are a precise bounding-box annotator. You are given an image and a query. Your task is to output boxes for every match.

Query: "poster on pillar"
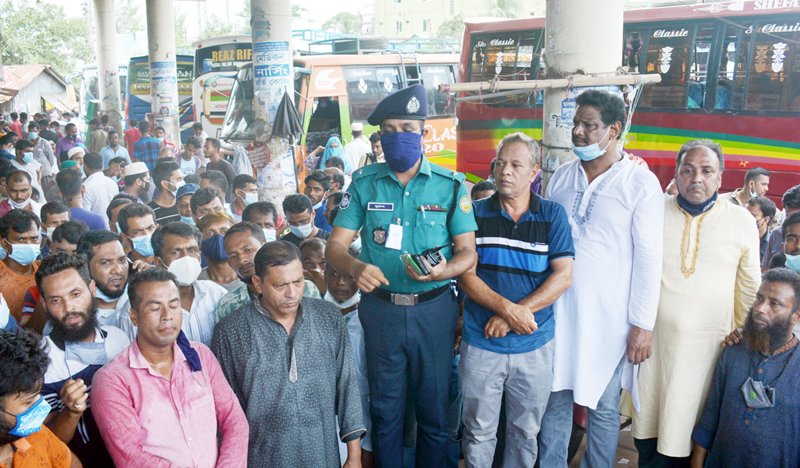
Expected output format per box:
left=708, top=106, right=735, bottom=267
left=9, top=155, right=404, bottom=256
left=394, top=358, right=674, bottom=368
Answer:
left=558, top=85, right=624, bottom=127
left=150, top=61, right=179, bottom=116
left=252, top=41, right=292, bottom=125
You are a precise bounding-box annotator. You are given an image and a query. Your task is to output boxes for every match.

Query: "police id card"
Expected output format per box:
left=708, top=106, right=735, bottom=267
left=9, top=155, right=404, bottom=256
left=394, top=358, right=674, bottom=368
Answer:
left=386, top=220, right=403, bottom=250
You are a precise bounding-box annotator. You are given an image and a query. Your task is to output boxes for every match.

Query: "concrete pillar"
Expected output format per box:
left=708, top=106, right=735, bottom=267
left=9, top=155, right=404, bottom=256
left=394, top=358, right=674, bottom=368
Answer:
left=145, top=0, right=181, bottom=147
left=541, top=0, right=624, bottom=190
left=93, top=0, right=122, bottom=134
left=251, top=0, right=296, bottom=207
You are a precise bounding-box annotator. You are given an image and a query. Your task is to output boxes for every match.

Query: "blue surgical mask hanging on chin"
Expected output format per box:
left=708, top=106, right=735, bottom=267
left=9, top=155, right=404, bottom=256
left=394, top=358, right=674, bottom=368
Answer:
left=572, top=126, right=612, bottom=162
left=380, top=131, right=423, bottom=172
left=786, top=254, right=800, bottom=273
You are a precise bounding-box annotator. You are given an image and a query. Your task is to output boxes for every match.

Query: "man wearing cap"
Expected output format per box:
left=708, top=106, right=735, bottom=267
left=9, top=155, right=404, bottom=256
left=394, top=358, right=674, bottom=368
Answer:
left=344, top=123, right=372, bottom=175
left=327, top=84, right=478, bottom=468
left=67, top=147, right=85, bottom=174
left=121, top=162, right=151, bottom=204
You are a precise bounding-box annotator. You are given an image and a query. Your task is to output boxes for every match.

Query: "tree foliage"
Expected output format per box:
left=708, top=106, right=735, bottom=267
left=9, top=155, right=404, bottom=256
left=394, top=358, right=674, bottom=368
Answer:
left=486, top=0, right=520, bottom=18
left=0, top=0, right=92, bottom=76
left=321, top=12, right=363, bottom=36
left=174, top=4, right=190, bottom=48
left=202, top=13, right=235, bottom=39
left=436, top=13, right=465, bottom=39
left=115, top=0, right=145, bottom=35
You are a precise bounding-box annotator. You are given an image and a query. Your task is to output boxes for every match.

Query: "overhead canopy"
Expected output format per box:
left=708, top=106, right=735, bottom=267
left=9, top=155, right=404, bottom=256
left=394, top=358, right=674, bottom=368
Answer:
left=41, top=93, right=79, bottom=113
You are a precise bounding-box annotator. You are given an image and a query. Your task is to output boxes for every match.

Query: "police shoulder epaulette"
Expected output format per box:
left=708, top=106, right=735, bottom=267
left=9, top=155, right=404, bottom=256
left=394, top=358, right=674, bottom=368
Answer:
left=430, top=164, right=466, bottom=183
left=351, top=163, right=382, bottom=181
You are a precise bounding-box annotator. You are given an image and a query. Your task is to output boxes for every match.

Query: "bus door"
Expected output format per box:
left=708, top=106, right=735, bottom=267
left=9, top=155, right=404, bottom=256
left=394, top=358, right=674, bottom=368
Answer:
left=303, top=66, right=347, bottom=169
left=419, top=64, right=458, bottom=169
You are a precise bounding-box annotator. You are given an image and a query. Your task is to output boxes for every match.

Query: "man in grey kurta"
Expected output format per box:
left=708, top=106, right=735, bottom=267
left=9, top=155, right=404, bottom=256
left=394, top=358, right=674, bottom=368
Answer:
left=211, top=241, right=366, bottom=468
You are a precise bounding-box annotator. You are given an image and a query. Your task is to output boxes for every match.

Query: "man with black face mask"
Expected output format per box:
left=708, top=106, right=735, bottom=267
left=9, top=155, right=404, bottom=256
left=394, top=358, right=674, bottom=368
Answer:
left=36, top=253, right=130, bottom=468
left=327, top=84, right=477, bottom=468
left=0, top=329, right=82, bottom=467
left=693, top=268, right=800, bottom=468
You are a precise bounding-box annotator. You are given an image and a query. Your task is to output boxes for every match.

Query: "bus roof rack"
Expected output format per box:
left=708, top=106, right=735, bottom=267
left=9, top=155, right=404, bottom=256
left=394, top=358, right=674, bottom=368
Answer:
left=299, top=35, right=460, bottom=55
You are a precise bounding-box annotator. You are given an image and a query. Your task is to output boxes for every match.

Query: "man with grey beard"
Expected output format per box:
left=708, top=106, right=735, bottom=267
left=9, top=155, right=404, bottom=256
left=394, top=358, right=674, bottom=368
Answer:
left=692, top=268, right=800, bottom=468
left=36, top=253, right=130, bottom=468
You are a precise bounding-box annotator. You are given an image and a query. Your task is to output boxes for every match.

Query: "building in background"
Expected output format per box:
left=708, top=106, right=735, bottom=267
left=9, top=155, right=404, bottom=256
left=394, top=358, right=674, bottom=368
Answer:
left=0, top=65, right=70, bottom=114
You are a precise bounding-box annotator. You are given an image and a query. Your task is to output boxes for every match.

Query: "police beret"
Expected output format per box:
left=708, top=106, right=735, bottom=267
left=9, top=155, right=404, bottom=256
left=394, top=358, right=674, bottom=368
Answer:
left=367, top=84, right=428, bottom=126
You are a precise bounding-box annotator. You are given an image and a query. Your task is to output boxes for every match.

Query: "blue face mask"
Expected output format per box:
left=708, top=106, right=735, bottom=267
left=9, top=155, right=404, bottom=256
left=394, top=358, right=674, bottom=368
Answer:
left=6, top=242, right=40, bottom=266
left=130, top=233, right=154, bottom=258
left=380, top=131, right=423, bottom=172
left=201, top=234, right=228, bottom=263
left=0, top=245, right=6, bottom=261
left=4, top=395, right=51, bottom=438
left=181, top=216, right=196, bottom=226
left=786, top=254, right=800, bottom=273
left=22, top=152, right=34, bottom=164
left=27, top=132, right=38, bottom=140
left=572, top=127, right=612, bottom=162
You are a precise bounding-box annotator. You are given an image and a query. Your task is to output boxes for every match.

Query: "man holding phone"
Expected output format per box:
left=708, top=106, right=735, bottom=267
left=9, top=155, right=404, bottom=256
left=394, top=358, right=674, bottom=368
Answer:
left=327, top=84, right=477, bottom=468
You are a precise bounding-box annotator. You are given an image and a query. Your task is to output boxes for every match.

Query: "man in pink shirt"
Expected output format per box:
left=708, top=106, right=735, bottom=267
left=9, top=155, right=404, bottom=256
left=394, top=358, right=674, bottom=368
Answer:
left=91, top=267, right=248, bottom=468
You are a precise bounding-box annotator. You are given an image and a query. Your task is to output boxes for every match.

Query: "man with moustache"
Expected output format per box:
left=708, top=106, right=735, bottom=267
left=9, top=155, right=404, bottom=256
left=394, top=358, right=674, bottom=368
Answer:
left=215, top=222, right=321, bottom=323
left=92, top=268, right=249, bottom=467
left=692, top=268, right=800, bottom=468
left=37, top=253, right=131, bottom=468
left=77, top=230, right=151, bottom=341
left=633, top=140, right=761, bottom=467
left=211, top=241, right=365, bottom=468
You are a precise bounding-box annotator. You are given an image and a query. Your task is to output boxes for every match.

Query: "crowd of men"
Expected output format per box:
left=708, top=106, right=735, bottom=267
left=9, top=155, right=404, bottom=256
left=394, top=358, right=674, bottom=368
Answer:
left=0, top=85, right=798, bottom=468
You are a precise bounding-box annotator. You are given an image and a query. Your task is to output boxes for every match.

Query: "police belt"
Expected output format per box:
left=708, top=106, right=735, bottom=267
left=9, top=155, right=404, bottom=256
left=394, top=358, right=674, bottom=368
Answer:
left=370, top=284, right=450, bottom=306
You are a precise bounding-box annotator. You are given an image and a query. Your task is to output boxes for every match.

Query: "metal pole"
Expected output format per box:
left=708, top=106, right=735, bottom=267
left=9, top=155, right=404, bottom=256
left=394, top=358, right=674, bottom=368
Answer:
left=251, top=0, right=296, bottom=206
left=441, top=74, right=661, bottom=94
left=145, top=0, right=181, bottom=147
left=93, top=0, right=122, bottom=134
left=541, top=0, right=624, bottom=191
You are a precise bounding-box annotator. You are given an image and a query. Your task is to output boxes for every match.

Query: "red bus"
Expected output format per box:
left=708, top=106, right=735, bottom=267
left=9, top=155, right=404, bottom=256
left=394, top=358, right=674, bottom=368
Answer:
left=457, top=0, right=800, bottom=204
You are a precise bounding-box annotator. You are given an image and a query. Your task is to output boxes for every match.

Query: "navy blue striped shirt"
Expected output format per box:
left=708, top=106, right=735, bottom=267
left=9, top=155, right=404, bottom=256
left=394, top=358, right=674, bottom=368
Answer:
left=463, top=192, right=574, bottom=354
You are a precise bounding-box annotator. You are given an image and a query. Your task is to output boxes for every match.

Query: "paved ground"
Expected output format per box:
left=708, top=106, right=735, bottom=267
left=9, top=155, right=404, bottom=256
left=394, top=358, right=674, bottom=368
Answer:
left=569, top=418, right=639, bottom=468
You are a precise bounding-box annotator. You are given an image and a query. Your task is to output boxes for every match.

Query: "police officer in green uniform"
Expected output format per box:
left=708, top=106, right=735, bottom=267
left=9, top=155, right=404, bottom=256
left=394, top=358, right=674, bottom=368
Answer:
left=327, top=84, right=477, bottom=467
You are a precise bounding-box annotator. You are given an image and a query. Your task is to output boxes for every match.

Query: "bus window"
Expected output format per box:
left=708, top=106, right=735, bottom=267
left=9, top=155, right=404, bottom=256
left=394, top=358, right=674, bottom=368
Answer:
left=744, top=21, right=800, bottom=111
left=343, top=66, right=401, bottom=123
left=420, top=65, right=456, bottom=117
left=641, top=25, right=694, bottom=108
left=733, top=22, right=754, bottom=110
left=716, top=25, right=741, bottom=110
left=688, top=23, right=715, bottom=108
left=623, top=29, right=646, bottom=73
left=466, top=32, right=544, bottom=108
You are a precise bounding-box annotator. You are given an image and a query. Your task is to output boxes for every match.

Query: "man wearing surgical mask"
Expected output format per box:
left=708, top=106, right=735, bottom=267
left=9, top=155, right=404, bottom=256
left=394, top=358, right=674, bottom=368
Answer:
left=0, top=171, right=42, bottom=218
left=147, top=160, right=183, bottom=225
left=119, top=221, right=226, bottom=347
left=77, top=230, right=151, bottom=342
left=54, top=122, right=84, bottom=161
left=280, top=193, right=330, bottom=247
left=229, top=174, right=258, bottom=223
left=11, top=140, right=45, bottom=205
left=242, top=201, right=281, bottom=242
left=780, top=213, right=800, bottom=274
left=37, top=253, right=130, bottom=468
left=117, top=203, right=159, bottom=266
left=216, top=222, right=321, bottom=323
left=27, top=122, right=56, bottom=192
left=304, top=170, right=332, bottom=232
left=0, top=209, right=43, bottom=325
left=0, top=329, right=82, bottom=468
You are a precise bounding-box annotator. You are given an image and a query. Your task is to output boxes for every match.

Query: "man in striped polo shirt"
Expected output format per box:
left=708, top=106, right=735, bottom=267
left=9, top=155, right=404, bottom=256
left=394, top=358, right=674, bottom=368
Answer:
left=459, top=132, right=574, bottom=466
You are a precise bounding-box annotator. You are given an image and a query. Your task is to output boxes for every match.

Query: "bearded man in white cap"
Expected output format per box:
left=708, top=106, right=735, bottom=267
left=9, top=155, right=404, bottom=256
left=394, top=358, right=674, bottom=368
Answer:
left=343, top=122, right=372, bottom=174
left=120, top=162, right=151, bottom=204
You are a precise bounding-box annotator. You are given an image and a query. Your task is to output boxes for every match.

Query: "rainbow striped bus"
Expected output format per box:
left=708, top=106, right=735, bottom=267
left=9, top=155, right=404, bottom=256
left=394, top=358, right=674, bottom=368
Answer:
left=457, top=0, right=800, bottom=203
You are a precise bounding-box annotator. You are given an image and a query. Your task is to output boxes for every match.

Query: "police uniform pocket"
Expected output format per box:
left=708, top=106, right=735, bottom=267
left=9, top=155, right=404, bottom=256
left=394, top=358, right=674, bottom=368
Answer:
left=366, top=212, right=395, bottom=248
left=414, top=211, right=448, bottom=252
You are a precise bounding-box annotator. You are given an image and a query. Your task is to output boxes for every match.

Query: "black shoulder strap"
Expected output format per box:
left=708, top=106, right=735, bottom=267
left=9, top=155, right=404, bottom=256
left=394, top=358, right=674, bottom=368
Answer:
left=446, top=179, right=460, bottom=227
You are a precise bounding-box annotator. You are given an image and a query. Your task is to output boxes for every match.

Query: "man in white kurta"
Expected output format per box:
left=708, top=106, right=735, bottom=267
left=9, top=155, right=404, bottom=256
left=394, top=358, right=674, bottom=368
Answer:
left=633, top=141, right=761, bottom=466
left=540, top=90, right=664, bottom=468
